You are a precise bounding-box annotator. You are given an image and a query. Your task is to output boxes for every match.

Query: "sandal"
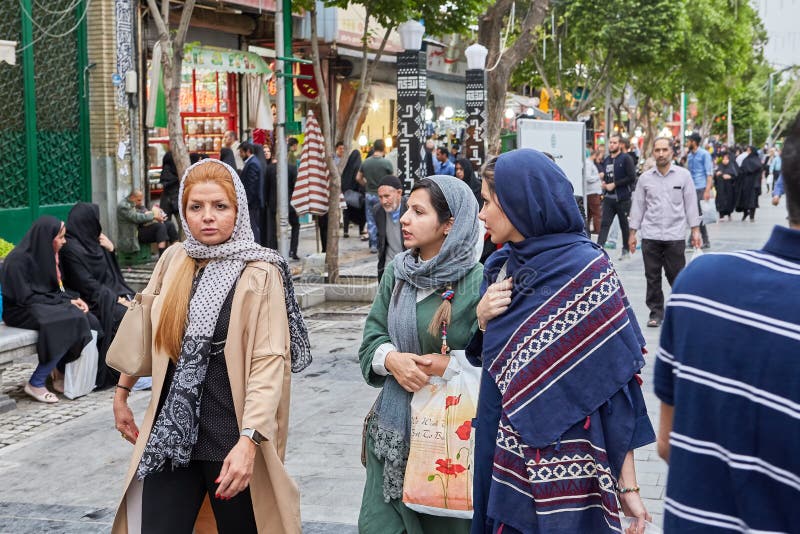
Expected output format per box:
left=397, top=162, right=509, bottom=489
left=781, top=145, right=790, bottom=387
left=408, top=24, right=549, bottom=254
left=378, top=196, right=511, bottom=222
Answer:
left=24, top=383, right=59, bottom=404
left=647, top=318, right=661, bottom=328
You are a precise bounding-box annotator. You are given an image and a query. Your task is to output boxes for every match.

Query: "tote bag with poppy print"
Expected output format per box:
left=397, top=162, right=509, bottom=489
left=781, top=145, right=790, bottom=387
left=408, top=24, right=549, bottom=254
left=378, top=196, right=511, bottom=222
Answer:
left=403, top=350, right=480, bottom=518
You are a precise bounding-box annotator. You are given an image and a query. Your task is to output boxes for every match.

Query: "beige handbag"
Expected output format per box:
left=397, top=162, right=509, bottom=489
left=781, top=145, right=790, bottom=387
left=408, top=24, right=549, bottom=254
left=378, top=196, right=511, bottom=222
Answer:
left=106, top=247, right=176, bottom=377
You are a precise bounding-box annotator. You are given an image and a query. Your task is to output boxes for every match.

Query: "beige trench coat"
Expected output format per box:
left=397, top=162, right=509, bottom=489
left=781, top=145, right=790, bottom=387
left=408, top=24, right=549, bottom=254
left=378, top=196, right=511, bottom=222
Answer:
left=111, top=245, right=301, bottom=533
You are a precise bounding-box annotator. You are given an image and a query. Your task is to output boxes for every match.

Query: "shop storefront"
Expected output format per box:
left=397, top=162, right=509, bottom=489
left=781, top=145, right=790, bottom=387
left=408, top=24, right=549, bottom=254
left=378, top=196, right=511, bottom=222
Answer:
left=146, top=45, right=271, bottom=197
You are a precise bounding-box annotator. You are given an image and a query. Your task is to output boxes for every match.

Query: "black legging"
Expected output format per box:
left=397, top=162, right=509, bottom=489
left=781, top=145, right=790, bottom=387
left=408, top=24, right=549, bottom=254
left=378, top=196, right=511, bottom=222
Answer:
left=142, top=460, right=257, bottom=533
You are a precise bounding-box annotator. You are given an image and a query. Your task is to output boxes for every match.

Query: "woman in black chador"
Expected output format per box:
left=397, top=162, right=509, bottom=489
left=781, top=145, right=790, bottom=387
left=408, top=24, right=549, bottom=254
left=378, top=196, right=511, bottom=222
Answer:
left=60, top=203, right=134, bottom=389
left=714, top=152, right=738, bottom=220
left=735, top=146, right=762, bottom=222
left=0, top=216, right=101, bottom=403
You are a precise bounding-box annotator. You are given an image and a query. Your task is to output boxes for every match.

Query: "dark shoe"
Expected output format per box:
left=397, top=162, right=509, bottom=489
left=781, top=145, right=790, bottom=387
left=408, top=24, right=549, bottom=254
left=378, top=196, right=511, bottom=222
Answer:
left=289, top=253, right=300, bottom=260
left=647, top=318, right=662, bottom=328
left=343, top=233, right=350, bottom=238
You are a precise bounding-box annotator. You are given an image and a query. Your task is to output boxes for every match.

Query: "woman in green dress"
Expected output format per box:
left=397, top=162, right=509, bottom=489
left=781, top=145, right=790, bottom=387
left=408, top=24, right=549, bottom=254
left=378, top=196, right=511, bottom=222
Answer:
left=358, top=176, right=483, bottom=533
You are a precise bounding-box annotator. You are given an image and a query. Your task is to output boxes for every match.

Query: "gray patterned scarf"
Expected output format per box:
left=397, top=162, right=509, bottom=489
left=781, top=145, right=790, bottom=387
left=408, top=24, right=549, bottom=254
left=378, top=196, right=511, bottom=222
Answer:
left=368, top=175, right=479, bottom=501
left=137, top=159, right=311, bottom=479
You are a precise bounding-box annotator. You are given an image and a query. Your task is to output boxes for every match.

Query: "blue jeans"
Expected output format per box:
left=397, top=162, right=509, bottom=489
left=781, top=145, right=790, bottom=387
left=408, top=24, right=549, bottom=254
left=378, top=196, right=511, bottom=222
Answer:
left=29, top=353, right=66, bottom=388
left=365, top=193, right=380, bottom=249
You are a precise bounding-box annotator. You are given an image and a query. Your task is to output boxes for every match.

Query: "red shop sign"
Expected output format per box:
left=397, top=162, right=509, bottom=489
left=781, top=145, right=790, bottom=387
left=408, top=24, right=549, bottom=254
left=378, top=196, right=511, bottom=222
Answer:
left=296, top=63, right=318, bottom=99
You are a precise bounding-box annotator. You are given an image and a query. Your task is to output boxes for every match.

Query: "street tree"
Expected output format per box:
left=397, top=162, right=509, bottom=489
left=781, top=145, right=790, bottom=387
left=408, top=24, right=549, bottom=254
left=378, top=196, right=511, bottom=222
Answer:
left=299, top=0, right=487, bottom=282
left=146, top=0, right=196, bottom=177
left=477, top=0, right=551, bottom=154
left=511, top=0, right=682, bottom=123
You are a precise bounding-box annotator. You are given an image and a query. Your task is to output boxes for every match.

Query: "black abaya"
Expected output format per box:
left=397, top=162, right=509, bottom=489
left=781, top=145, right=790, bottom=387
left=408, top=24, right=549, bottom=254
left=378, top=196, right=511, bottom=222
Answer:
left=714, top=161, right=737, bottom=217
left=0, top=216, right=97, bottom=367
left=340, top=150, right=366, bottom=232
left=735, top=151, right=762, bottom=213
left=60, top=203, right=133, bottom=388
left=456, top=157, right=483, bottom=208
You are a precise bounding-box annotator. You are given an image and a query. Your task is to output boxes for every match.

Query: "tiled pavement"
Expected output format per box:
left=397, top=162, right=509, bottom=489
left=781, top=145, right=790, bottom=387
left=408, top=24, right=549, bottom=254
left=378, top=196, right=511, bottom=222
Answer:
left=0, top=191, right=786, bottom=531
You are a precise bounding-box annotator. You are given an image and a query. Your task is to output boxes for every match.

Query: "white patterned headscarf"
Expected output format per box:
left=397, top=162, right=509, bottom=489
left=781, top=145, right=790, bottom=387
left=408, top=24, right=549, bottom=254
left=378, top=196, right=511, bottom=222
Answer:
left=137, top=158, right=311, bottom=479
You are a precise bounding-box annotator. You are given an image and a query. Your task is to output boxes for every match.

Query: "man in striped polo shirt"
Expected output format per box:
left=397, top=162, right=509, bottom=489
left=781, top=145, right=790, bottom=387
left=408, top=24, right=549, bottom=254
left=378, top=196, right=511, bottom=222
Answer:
left=654, top=111, right=800, bottom=532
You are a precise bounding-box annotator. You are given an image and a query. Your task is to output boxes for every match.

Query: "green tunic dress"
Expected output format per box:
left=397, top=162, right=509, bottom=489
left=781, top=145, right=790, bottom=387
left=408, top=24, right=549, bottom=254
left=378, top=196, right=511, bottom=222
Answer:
left=358, top=260, right=484, bottom=534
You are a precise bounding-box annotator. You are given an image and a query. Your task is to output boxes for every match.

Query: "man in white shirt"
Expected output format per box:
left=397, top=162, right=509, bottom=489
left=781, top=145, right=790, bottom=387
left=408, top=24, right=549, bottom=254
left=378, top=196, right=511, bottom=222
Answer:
left=628, top=136, right=701, bottom=327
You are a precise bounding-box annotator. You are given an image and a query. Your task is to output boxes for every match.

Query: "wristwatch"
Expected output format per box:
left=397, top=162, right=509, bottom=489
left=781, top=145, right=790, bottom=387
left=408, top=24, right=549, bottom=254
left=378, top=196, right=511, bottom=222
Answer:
left=241, top=428, right=263, bottom=446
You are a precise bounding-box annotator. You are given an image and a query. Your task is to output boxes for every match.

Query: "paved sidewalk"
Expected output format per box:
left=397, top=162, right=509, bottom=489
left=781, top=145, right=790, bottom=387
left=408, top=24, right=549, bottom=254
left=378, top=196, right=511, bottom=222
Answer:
left=0, top=192, right=787, bottom=531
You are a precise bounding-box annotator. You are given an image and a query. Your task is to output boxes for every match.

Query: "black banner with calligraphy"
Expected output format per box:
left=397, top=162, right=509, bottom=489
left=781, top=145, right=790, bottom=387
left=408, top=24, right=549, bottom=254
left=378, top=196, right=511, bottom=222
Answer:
left=396, top=50, right=428, bottom=193
left=464, top=69, right=487, bottom=172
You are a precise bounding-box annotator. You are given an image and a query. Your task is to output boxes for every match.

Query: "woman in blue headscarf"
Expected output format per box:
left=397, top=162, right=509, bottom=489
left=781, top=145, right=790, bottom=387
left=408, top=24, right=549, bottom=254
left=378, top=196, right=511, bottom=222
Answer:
left=468, top=149, right=655, bottom=534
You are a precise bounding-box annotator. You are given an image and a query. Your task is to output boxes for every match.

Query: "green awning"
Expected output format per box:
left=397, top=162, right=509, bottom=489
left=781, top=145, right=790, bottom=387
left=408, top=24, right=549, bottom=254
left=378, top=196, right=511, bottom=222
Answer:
left=183, top=44, right=272, bottom=76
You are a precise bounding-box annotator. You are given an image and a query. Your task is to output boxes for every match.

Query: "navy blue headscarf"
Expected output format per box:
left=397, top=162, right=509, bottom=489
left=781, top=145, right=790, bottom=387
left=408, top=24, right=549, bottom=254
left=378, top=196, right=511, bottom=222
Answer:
left=482, top=148, right=645, bottom=445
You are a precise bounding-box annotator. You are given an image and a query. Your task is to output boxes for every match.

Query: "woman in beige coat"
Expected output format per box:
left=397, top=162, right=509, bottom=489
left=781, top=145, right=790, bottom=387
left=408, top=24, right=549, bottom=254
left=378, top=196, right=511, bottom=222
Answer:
left=111, top=159, right=311, bottom=533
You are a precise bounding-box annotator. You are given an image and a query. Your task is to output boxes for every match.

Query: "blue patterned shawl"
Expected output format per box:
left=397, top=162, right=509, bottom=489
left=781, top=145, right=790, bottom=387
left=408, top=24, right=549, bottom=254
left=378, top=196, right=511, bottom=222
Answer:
left=480, top=149, right=647, bottom=532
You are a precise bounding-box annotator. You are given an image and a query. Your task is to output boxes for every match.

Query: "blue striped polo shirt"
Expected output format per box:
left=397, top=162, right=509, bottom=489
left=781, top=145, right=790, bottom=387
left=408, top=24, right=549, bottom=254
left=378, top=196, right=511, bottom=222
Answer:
left=654, top=225, right=800, bottom=533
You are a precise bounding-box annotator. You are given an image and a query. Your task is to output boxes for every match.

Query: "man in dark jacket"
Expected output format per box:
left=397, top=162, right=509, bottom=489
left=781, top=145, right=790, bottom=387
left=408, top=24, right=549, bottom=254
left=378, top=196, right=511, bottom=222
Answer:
left=597, top=134, right=637, bottom=258
left=238, top=141, right=264, bottom=244
left=374, top=175, right=407, bottom=280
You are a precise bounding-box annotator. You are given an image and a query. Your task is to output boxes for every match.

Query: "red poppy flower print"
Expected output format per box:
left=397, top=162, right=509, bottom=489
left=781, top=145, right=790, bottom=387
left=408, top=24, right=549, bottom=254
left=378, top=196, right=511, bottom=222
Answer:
left=435, top=458, right=466, bottom=477
left=445, top=395, right=461, bottom=409
left=455, top=420, right=472, bottom=440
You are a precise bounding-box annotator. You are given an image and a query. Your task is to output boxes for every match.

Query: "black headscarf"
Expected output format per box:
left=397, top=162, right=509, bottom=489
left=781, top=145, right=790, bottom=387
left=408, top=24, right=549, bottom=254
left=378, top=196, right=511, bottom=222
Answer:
left=220, top=147, right=237, bottom=169
left=160, top=152, right=180, bottom=193
left=456, top=157, right=482, bottom=206
left=62, top=202, right=133, bottom=299
left=3, top=215, right=62, bottom=296
left=341, top=149, right=363, bottom=192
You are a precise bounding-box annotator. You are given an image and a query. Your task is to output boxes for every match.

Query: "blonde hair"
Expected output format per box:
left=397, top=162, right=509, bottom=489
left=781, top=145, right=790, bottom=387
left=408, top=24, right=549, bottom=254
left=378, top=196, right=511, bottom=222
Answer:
left=154, top=161, right=238, bottom=362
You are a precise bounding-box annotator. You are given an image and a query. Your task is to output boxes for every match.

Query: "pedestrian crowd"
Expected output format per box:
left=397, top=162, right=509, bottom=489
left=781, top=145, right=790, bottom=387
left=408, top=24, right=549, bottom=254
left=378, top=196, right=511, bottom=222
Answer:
left=1, top=111, right=798, bottom=534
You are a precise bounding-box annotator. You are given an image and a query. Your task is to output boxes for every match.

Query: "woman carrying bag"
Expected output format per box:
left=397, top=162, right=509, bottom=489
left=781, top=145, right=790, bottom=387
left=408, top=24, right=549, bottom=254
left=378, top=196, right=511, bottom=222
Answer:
left=358, top=176, right=483, bottom=534
left=470, top=149, right=655, bottom=534
left=111, top=159, right=311, bottom=533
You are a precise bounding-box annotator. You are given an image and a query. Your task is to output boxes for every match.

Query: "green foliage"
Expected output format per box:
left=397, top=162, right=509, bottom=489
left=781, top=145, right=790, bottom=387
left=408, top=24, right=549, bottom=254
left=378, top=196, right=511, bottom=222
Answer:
left=0, top=238, right=13, bottom=259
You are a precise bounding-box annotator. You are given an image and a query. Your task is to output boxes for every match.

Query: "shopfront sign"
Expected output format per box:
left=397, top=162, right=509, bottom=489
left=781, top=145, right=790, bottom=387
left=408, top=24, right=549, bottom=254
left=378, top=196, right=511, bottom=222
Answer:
left=396, top=50, right=427, bottom=193
left=183, top=45, right=272, bottom=76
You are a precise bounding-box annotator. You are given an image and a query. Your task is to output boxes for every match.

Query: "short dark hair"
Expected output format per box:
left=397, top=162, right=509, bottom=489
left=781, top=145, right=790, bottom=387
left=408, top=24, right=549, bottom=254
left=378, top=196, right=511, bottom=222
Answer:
left=782, top=111, right=800, bottom=225
left=373, top=139, right=385, bottom=152
left=621, top=137, right=631, bottom=149
left=335, top=141, right=344, bottom=148
left=688, top=132, right=702, bottom=144
left=239, top=141, right=254, bottom=154
left=287, top=137, right=299, bottom=148
left=436, top=146, right=448, bottom=156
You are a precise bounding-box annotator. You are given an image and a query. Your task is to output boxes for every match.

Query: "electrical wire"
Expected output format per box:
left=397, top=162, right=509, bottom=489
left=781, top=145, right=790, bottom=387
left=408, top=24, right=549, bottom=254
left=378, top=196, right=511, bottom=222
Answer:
left=485, top=1, right=515, bottom=72
left=15, top=0, right=91, bottom=56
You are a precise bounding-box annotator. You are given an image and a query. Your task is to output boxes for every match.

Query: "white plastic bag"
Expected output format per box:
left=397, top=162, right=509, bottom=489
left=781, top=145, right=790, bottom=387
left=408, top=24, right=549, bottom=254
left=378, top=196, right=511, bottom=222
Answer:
left=403, top=350, right=481, bottom=519
left=688, top=246, right=704, bottom=263
left=621, top=515, right=663, bottom=533
left=700, top=199, right=718, bottom=225
left=64, top=330, right=98, bottom=399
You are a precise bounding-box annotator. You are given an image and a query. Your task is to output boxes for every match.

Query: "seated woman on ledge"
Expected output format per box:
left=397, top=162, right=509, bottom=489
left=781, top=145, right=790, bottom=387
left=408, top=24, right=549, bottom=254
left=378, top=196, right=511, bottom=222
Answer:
left=0, top=216, right=101, bottom=403
left=61, top=202, right=134, bottom=390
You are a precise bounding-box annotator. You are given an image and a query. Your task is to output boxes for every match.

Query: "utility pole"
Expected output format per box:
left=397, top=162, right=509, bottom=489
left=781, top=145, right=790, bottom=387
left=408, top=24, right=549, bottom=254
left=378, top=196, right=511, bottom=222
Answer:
left=275, top=0, right=289, bottom=257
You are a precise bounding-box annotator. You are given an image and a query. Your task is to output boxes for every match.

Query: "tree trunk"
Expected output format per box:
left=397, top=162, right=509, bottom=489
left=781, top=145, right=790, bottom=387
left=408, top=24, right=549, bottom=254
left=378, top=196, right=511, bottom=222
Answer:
left=479, top=0, right=550, bottom=155
left=147, top=0, right=195, bottom=177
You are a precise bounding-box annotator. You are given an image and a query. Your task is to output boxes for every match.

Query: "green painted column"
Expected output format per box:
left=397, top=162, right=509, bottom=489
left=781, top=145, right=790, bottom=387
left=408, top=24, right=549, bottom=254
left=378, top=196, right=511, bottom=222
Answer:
left=283, top=0, right=300, bottom=135
left=76, top=0, right=91, bottom=202
left=20, top=0, right=39, bottom=219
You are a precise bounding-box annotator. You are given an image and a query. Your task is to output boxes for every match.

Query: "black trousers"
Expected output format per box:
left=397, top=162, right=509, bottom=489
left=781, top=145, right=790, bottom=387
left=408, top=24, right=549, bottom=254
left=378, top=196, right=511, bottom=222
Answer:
left=288, top=206, right=300, bottom=255
left=597, top=197, right=631, bottom=250
left=641, top=239, right=686, bottom=320
left=690, top=189, right=710, bottom=246
left=142, top=460, right=257, bottom=534
left=138, top=222, right=170, bottom=246
left=248, top=205, right=262, bottom=245
left=316, top=213, right=328, bottom=253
